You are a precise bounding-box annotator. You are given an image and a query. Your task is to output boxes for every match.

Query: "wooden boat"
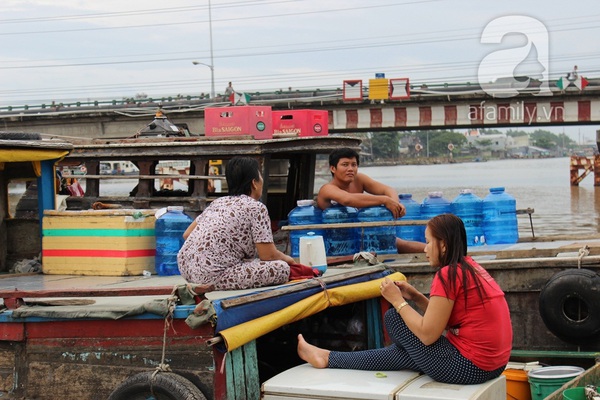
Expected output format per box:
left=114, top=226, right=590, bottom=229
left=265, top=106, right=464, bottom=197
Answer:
left=2, top=131, right=600, bottom=399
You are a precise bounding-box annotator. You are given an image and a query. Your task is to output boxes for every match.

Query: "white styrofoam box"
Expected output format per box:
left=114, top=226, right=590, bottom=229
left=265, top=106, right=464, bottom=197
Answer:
left=396, top=374, right=506, bottom=400
left=261, top=363, right=421, bottom=400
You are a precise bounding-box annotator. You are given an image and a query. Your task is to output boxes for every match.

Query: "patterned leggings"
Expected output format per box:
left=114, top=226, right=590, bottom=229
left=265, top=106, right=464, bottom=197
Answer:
left=328, top=308, right=505, bottom=384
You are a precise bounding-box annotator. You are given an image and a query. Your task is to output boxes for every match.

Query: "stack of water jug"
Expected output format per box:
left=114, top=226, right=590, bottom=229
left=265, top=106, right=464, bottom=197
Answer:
left=288, top=187, right=519, bottom=258
left=405, top=187, right=519, bottom=246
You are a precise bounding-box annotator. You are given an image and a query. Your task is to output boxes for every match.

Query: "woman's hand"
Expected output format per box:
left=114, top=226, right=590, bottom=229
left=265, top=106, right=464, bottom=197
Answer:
left=394, top=280, right=421, bottom=301
left=380, top=278, right=405, bottom=306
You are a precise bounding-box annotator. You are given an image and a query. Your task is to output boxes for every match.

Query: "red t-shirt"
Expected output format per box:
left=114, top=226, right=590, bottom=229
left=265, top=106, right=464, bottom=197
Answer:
left=429, top=256, right=512, bottom=371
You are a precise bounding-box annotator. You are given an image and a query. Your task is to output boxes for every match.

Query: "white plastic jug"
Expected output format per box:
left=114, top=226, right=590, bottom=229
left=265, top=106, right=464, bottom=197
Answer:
left=299, top=232, right=327, bottom=274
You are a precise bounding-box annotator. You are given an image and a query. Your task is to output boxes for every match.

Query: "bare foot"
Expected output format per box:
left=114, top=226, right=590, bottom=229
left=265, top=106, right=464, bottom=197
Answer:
left=297, top=334, right=329, bottom=368
left=187, top=283, right=214, bottom=300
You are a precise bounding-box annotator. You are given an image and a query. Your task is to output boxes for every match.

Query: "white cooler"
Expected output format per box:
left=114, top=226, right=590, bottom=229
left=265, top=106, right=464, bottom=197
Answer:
left=261, top=364, right=506, bottom=400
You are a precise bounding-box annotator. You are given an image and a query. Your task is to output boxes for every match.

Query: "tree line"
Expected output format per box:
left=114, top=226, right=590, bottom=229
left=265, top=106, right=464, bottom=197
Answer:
left=352, top=128, right=577, bottom=160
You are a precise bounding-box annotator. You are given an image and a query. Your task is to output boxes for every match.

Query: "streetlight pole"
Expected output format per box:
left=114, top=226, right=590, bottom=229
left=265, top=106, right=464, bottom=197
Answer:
left=191, top=0, right=215, bottom=99
left=192, top=60, right=215, bottom=99
left=208, top=0, right=215, bottom=99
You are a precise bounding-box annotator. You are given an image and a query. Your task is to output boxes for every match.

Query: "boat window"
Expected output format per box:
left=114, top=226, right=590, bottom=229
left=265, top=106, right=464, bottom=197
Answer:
left=155, top=160, right=190, bottom=195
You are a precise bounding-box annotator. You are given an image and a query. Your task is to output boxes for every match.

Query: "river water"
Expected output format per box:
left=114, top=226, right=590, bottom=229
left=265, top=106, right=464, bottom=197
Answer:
left=359, top=157, right=600, bottom=239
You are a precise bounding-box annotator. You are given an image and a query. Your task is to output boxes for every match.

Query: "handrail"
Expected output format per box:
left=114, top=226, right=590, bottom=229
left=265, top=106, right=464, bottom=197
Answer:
left=63, top=174, right=225, bottom=180
left=281, top=208, right=535, bottom=231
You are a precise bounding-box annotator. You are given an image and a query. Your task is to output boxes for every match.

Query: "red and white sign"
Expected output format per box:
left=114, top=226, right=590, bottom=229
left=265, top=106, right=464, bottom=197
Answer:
left=389, top=78, right=410, bottom=100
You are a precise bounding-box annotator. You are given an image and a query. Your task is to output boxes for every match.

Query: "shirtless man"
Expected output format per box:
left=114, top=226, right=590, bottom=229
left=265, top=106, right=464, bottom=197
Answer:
left=317, top=148, right=426, bottom=254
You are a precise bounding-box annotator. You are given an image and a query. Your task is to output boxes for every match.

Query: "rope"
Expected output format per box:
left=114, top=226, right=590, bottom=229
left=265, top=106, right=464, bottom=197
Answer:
left=353, top=251, right=379, bottom=265
left=152, top=285, right=179, bottom=378
left=312, top=278, right=331, bottom=307
left=577, top=245, right=590, bottom=269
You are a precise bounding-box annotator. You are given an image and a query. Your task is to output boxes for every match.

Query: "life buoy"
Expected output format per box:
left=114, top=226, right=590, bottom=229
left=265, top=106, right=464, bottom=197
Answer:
left=108, top=371, right=208, bottom=400
left=415, top=143, right=423, bottom=152
left=539, top=268, right=600, bottom=343
left=80, top=166, right=87, bottom=173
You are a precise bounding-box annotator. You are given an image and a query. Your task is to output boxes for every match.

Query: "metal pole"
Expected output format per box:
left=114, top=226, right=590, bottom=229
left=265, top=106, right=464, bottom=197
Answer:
left=208, top=0, right=215, bottom=99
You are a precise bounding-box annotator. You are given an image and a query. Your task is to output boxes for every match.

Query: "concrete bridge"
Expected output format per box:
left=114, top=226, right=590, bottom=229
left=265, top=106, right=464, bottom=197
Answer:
left=1, top=78, right=599, bottom=140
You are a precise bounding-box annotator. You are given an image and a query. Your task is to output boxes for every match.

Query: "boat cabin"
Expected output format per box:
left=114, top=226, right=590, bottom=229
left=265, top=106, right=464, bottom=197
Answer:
left=58, top=135, right=361, bottom=222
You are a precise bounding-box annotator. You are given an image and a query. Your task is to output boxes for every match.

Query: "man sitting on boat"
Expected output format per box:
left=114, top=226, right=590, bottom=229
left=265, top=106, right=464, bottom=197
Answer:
left=178, top=156, right=297, bottom=290
left=317, top=148, right=426, bottom=254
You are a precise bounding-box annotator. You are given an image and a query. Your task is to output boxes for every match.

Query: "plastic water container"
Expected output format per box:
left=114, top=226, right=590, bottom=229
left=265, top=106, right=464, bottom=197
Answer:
left=397, top=193, right=425, bottom=243
left=527, top=366, right=584, bottom=400
left=357, top=206, right=396, bottom=254
left=322, top=205, right=359, bottom=256
left=155, top=206, right=193, bottom=276
left=421, top=191, right=451, bottom=222
left=451, top=189, right=485, bottom=246
left=482, top=187, right=519, bottom=244
left=287, top=200, right=324, bottom=257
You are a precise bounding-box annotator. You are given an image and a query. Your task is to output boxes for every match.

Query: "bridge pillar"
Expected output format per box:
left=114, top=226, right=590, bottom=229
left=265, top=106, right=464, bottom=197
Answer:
left=570, top=155, right=600, bottom=186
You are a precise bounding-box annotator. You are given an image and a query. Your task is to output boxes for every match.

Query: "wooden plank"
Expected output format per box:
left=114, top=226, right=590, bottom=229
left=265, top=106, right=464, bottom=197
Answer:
left=219, top=265, right=387, bottom=309
left=65, top=174, right=223, bottom=180
left=0, top=286, right=175, bottom=309
left=281, top=220, right=430, bottom=230
left=230, top=346, right=246, bottom=400
left=243, top=341, right=260, bottom=400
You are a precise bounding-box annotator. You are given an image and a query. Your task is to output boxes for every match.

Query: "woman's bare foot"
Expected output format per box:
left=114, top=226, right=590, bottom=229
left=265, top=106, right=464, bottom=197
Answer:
left=297, top=334, right=329, bottom=368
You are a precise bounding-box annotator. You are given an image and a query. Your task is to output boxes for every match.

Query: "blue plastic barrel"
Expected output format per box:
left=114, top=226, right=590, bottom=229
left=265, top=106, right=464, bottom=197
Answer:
left=397, top=193, right=425, bottom=243
left=451, top=189, right=485, bottom=246
left=287, top=200, right=324, bottom=257
left=322, top=204, right=359, bottom=256
left=482, top=187, right=518, bottom=244
left=357, top=206, right=397, bottom=254
left=155, top=206, right=193, bottom=276
left=421, top=191, right=451, bottom=222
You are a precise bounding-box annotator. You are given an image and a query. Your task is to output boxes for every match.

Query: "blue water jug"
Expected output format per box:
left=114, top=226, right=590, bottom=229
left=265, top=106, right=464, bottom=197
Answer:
left=421, top=191, right=451, bottom=222
left=287, top=199, right=324, bottom=257
left=322, top=204, right=359, bottom=256
left=357, top=205, right=397, bottom=254
left=397, top=193, right=425, bottom=243
left=155, top=206, right=193, bottom=276
left=482, top=187, right=518, bottom=244
left=451, top=189, right=485, bottom=246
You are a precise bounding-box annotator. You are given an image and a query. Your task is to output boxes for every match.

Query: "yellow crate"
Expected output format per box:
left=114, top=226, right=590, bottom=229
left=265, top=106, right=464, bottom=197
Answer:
left=42, top=210, right=156, bottom=276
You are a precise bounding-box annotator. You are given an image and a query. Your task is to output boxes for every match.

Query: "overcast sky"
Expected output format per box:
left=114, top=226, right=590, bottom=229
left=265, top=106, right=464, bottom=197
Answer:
left=1, top=0, right=599, bottom=141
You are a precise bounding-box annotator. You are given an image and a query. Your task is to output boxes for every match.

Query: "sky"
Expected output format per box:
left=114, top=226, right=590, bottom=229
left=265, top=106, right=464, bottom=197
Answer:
left=1, top=0, right=599, bottom=142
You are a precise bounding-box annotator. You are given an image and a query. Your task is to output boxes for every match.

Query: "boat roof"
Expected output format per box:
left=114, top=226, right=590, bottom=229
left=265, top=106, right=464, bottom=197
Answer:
left=65, top=135, right=361, bottom=160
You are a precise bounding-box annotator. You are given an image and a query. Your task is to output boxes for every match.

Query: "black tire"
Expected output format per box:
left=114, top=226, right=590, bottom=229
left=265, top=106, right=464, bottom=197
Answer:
left=539, top=268, right=600, bottom=343
left=108, top=371, right=208, bottom=400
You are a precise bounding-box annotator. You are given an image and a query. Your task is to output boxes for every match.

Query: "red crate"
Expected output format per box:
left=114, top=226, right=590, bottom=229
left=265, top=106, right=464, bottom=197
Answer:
left=272, top=110, right=329, bottom=137
left=205, top=106, right=273, bottom=139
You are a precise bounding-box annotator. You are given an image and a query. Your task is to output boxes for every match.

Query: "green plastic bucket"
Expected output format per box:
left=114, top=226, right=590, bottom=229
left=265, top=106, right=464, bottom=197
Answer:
left=528, top=366, right=584, bottom=400
left=563, top=387, right=600, bottom=400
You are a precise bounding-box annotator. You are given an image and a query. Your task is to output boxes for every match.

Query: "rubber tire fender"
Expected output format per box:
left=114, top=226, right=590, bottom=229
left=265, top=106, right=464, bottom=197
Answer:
left=108, top=371, right=208, bottom=400
left=539, top=268, right=600, bottom=343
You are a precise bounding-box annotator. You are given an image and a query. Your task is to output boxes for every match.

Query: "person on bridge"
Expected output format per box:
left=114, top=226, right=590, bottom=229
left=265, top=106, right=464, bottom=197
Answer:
left=224, top=82, right=235, bottom=101
left=297, top=213, right=512, bottom=385
left=317, top=147, right=425, bottom=254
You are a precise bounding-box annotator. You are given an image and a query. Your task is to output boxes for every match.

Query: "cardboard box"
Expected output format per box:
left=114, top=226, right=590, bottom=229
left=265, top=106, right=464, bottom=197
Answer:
left=272, top=110, right=328, bottom=137
left=42, top=210, right=156, bottom=276
left=205, top=106, right=273, bottom=139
